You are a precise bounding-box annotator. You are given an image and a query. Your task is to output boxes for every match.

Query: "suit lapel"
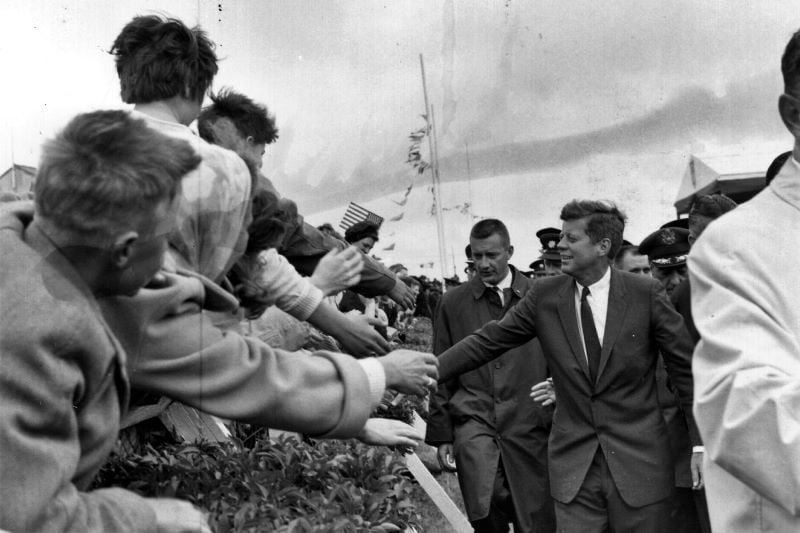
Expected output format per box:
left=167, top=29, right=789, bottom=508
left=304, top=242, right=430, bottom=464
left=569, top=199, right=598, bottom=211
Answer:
left=556, top=278, right=592, bottom=382
left=597, top=268, right=628, bottom=382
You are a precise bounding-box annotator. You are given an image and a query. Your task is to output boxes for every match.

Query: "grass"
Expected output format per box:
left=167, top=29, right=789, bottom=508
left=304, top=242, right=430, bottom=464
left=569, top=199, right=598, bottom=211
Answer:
left=411, top=466, right=467, bottom=532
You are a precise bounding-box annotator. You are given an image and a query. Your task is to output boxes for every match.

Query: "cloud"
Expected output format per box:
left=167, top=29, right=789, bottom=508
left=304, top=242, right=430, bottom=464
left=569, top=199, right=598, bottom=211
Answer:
left=285, top=69, right=784, bottom=212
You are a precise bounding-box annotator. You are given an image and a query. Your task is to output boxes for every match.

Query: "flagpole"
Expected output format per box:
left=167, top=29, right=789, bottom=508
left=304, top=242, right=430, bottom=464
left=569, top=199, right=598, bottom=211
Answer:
left=420, top=54, right=449, bottom=280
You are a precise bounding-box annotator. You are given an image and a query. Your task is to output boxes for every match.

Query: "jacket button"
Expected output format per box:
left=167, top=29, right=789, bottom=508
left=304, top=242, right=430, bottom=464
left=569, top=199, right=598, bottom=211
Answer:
left=494, top=362, right=501, bottom=369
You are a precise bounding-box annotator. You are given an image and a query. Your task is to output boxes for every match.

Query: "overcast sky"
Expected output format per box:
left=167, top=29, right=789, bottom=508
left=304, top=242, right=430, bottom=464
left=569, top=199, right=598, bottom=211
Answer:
left=0, top=1, right=795, bottom=275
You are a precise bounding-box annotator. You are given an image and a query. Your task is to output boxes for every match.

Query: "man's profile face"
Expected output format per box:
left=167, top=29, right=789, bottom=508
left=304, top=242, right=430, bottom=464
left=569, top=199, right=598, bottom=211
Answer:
left=470, top=232, right=512, bottom=286
left=241, top=138, right=266, bottom=170
left=558, top=217, right=604, bottom=281
left=617, top=250, right=651, bottom=276
left=113, top=199, right=175, bottom=296
left=353, top=236, right=377, bottom=254
left=688, top=215, right=712, bottom=246
left=543, top=259, right=562, bottom=276
left=651, top=263, right=687, bottom=296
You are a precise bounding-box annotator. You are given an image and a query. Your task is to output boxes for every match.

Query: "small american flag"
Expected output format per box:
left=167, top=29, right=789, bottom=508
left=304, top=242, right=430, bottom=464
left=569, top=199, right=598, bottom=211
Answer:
left=339, top=202, right=384, bottom=231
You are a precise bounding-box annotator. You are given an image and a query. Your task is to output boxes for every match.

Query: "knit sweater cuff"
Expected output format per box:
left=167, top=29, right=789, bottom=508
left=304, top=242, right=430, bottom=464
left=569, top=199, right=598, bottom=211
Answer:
left=357, top=357, right=386, bottom=407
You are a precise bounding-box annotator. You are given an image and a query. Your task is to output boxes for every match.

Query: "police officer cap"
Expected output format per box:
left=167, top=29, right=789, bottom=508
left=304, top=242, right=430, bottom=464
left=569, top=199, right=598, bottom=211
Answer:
left=639, top=227, right=690, bottom=267
left=536, top=227, right=561, bottom=261
left=659, top=218, right=689, bottom=230
left=529, top=258, right=546, bottom=272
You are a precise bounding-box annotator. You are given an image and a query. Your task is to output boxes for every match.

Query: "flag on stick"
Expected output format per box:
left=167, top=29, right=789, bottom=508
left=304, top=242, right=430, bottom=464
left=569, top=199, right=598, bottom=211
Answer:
left=339, top=202, right=384, bottom=231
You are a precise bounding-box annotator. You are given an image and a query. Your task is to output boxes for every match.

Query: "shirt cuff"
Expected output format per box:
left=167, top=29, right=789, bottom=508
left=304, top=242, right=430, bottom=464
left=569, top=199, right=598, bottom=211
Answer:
left=692, top=446, right=705, bottom=453
left=357, top=357, right=386, bottom=407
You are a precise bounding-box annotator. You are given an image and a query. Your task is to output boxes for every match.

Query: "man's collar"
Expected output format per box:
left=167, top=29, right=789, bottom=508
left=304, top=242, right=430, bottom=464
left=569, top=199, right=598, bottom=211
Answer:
left=575, top=265, right=611, bottom=292
left=484, top=268, right=513, bottom=291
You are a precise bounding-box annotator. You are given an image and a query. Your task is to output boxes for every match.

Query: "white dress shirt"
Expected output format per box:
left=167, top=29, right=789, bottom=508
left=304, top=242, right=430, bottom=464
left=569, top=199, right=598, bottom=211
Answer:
left=573, top=266, right=611, bottom=360
left=485, top=268, right=513, bottom=306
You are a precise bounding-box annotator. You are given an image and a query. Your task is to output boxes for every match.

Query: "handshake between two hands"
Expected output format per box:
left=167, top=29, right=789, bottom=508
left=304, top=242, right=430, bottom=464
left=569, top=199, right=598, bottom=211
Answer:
left=359, top=349, right=438, bottom=450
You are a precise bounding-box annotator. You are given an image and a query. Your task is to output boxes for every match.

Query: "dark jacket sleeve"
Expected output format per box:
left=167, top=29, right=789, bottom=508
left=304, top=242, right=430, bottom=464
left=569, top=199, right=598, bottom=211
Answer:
left=651, top=280, right=702, bottom=446
left=277, top=206, right=398, bottom=297
left=425, top=297, right=458, bottom=445
left=437, top=284, right=540, bottom=382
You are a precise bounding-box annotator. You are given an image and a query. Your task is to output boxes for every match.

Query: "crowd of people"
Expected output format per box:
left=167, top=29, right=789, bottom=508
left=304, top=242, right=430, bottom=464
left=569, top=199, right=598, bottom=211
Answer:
left=0, top=12, right=798, bottom=533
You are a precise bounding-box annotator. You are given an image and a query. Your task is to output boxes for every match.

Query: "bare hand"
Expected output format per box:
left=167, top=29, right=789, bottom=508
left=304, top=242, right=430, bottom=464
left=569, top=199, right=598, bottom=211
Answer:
left=357, top=418, right=423, bottom=448
left=530, top=378, right=556, bottom=406
left=388, top=278, right=416, bottom=310
left=150, top=498, right=211, bottom=533
left=691, top=451, right=704, bottom=490
left=309, top=246, right=363, bottom=296
left=379, top=349, right=438, bottom=396
left=437, top=443, right=457, bottom=472
left=334, top=311, right=390, bottom=356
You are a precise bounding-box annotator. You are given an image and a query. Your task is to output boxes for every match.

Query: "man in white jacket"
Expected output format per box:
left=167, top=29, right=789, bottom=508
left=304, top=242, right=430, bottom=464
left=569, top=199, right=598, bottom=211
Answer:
left=689, top=27, right=800, bottom=532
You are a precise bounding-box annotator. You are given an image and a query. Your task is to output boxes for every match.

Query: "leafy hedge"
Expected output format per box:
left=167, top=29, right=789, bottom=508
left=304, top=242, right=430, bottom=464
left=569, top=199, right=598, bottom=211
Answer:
left=94, top=433, right=420, bottom=532
left=94, top=318, right=436, bottom=531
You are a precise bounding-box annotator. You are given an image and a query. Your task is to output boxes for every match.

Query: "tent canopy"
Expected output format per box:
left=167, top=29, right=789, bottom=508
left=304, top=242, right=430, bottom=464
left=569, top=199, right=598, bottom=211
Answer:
left=674, top=154, right=773, bottom=215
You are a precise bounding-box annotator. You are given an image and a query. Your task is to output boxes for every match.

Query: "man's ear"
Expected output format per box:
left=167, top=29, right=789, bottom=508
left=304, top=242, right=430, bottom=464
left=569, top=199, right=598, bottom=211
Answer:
left=507, top=245, right=514, bottom=258
left=597, top=238, right=612, bottom=257
left=110, top=231, right=139, bottom=269
left=779, top=94, right=800, bottom=136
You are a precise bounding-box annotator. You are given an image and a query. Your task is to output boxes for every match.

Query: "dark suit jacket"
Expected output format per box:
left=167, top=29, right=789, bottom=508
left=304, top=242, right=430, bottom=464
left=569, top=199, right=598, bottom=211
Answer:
left=438, top=268, right=698, bottom=507
left=426, top=267, right=552, bottom=527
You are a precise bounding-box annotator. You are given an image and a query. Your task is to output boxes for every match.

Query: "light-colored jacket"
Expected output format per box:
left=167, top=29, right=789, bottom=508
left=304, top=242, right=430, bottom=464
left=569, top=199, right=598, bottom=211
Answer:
left=0, top=204, right=157, bottom=532
left=691, top=156, right=800, bottom=532
left=99, top=262, right=379, bottom=438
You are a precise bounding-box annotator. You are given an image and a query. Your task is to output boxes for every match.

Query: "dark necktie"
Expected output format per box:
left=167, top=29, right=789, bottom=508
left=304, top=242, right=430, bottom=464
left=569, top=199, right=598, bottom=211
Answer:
left=486, top=286, right=503, bottom=318
left=580, top=286, right=602, bottom=383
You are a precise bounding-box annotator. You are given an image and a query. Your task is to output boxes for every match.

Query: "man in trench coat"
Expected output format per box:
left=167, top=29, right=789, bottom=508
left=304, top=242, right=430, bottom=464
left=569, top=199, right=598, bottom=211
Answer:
left=426, top=218, right=555, bottom=533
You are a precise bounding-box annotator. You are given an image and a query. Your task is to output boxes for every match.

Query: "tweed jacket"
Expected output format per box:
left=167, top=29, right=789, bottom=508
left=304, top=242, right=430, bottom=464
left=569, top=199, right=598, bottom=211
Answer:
left=98, top=264, right=375, bottom=438
left=0, top=204, right=157, bottom=531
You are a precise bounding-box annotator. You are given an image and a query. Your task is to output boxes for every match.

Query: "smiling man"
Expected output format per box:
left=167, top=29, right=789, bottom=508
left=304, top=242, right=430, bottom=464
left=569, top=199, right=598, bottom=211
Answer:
left=427, top=219, right=554, bottom=533
left=436, top=200, right=697, bottom=532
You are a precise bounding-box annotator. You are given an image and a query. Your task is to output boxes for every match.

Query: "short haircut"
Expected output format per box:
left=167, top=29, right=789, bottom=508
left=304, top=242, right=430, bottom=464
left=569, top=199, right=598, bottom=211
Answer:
left=110, top=15, right=218, bottom=104
left=344, top=221, right=379, bottom=244
left=198, top=88, right=279, bottom=145
left=243, top=189, right=295, bottom=255
left=689, top=194, right=737, bottom=222
left=35, top=110, right=201, bottom=244
left=560, top=200, right=626, bottom=259
left=614, top=244, right=639, bottom=268
left=470, top=218, right=510, bottom=247
left=783, top=29, right=800, bottom=96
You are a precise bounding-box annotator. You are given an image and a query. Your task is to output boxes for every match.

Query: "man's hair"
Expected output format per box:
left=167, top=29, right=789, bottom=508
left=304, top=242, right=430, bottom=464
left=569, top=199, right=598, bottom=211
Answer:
left=614, top=244, right=639, bottom=268
left=344, top=221, right=379, bottom=244
left=35, top=110, right=201, bottom=244
left=560, top=200, right=626, bottom=259
left=689, top=194, right=737, bottom=222
left=198, top=88, right=279, bottom=145
left=110, top=15, right=218, bottom=104
left=469, top=218, right=510, bottom=247
left=783, top=29, right=800, bottom=96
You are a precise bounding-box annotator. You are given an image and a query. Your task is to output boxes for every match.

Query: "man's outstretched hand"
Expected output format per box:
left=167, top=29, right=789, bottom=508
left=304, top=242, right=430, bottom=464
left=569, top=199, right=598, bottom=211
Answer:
left=387, top=278, right=416, bottom=310
left=378, top=349, right=438, bottom=396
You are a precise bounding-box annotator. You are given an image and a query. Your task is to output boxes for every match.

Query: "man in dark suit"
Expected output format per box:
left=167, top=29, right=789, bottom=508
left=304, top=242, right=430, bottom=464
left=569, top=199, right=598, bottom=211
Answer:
left=437, top=200, right=698, bottom=532
left=426, top=219, right=555, bottom=533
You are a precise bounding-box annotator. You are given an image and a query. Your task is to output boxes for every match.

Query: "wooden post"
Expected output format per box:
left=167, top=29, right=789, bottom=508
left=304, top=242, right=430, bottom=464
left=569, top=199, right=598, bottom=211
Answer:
left=405, top=411, right=472, bottom=532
